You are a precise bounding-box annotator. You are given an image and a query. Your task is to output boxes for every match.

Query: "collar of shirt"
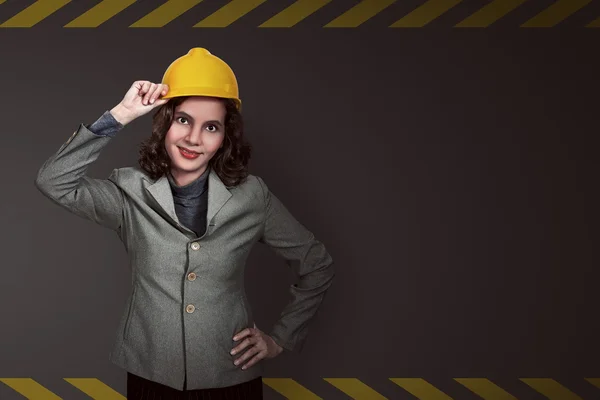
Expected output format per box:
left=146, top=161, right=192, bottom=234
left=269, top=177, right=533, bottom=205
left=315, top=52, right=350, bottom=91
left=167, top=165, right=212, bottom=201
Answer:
left=167, top=166, right=210, bottom=200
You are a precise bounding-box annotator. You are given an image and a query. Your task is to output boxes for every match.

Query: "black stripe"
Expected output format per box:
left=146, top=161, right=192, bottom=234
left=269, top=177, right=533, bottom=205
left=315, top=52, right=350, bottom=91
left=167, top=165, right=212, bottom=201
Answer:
left=127, top=372, right=263, bottom=399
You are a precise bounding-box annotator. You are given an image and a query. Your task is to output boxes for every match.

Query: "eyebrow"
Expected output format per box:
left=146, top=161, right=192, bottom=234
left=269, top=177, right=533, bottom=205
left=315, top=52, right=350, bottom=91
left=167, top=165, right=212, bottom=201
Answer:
left=175, top=111, right=224, bottom=127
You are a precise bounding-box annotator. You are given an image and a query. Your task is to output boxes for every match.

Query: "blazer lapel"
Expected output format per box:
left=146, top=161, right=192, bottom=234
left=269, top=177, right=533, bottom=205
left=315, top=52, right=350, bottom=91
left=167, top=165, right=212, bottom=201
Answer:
left=206, top=167, right=232, bottom=227
left=145, top=174, right=178, bottom=226
left=145, top=167, right=232, bottom=237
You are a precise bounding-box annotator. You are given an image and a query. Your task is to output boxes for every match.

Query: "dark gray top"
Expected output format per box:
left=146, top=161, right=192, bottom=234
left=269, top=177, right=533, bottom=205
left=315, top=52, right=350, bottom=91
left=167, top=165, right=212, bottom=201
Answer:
left=87, top=110, right=208, bottom=237
left=166, top=168, right=209, bottom=237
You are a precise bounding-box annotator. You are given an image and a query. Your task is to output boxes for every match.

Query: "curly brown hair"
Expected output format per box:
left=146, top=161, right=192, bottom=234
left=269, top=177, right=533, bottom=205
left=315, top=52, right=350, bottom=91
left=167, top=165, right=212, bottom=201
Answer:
left=138, top=96, right=252, bottom=187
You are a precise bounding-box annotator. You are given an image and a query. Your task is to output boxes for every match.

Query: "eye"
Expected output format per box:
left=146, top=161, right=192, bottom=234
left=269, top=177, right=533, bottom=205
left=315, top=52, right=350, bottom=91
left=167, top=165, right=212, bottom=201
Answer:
left=176, top=117, right=189, bottom=124
left=206, top=124, right=219, bottom=132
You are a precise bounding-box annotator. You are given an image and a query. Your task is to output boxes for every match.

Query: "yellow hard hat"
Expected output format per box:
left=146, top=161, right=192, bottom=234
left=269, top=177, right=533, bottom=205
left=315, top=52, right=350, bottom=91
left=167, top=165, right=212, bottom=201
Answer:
left=160, top=47, right=241, bottom=110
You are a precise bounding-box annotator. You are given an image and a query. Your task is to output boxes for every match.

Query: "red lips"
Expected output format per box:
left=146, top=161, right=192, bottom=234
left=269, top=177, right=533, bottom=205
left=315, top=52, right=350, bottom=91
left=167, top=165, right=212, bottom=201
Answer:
left=178, top=147, right=200, bottom=159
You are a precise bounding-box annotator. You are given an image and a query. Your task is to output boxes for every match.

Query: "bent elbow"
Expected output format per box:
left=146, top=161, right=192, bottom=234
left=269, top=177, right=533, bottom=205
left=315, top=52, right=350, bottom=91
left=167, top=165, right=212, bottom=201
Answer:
left=34, top=168, right=61, bottom=200
left=34, top=172, right=49, bottom=195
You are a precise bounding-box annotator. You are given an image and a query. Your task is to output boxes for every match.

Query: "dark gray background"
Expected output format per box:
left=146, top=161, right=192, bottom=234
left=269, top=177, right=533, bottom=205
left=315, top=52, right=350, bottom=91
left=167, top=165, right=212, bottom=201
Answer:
left=1, top=0, right=599, bottom=398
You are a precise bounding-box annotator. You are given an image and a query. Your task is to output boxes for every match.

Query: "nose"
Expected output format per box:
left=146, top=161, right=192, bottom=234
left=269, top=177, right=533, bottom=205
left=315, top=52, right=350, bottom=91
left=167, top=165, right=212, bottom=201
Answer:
left=184, top=125, right=203, bottom=145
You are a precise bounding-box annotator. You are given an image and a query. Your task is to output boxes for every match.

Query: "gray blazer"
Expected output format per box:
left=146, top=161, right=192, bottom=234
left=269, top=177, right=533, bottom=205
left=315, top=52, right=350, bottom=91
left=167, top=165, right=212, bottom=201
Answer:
left=34, top=122, right=335, bottom=390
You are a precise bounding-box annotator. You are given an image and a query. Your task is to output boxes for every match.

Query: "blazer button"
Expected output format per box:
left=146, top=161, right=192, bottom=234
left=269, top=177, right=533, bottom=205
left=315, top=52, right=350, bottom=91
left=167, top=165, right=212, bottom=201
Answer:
left=187, top=272, right=197, bottom=281
left=186, top=304, right=195, bottom=313
left=190, top=242, right=200, bottom=251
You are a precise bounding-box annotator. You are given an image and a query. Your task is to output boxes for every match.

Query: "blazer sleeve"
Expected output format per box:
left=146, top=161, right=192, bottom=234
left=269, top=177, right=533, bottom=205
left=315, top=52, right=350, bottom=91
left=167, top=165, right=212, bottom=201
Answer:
left=34, top=121, right=125, bottom=233
left=256, top=176, right=335, bottom=353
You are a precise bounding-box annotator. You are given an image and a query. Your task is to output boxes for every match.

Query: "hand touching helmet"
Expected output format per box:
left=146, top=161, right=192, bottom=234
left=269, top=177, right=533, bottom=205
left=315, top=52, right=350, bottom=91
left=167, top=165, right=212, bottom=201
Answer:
left=110, top=80, right=170, bottom=126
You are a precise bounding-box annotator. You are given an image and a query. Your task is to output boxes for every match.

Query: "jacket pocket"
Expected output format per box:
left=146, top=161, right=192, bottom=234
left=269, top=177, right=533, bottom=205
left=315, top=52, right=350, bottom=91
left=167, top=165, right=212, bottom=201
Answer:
left=123, top=284, right=137, bottom=340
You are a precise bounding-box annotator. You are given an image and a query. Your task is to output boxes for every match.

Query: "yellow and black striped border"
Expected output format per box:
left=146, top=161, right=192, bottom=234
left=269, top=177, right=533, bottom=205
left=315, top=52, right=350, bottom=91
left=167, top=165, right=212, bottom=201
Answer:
left=0, top=0, right=599, bottom=28
left=2, top=377, right=600, bottom=399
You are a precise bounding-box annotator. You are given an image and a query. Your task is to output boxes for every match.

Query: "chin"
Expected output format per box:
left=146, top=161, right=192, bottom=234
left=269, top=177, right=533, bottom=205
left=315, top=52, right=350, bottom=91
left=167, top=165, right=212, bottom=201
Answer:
left=174, top=163, right=201, bottom=171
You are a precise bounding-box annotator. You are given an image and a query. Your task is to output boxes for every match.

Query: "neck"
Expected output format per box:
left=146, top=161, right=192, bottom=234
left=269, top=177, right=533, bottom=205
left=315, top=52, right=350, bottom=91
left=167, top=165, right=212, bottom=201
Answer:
left=170, top=166, right=208, bottom=187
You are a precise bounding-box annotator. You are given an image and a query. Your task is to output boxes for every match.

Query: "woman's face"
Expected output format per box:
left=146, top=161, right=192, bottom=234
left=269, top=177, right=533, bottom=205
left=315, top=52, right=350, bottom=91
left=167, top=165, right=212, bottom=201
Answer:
left=164, top=96, right=226, bottom=186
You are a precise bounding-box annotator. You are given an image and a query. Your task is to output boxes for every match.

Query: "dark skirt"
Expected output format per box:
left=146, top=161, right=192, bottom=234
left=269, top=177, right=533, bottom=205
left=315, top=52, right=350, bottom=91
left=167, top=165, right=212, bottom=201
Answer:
left=127, top=371, right=263, bottom=399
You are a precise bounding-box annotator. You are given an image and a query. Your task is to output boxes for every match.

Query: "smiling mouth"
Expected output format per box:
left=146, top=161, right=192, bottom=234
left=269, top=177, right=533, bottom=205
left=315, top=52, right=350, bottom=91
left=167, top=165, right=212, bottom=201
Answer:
left=178, top=146, right=200, bottom=155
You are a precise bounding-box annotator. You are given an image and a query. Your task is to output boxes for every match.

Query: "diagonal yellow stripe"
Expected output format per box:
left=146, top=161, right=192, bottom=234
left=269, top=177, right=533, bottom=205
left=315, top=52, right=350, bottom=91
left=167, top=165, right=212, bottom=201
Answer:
left=65, top=0, right=136, bottom=28
left=455, top=0, right=527, bottom=27
left=0, top=0, right=6, bottom=4
left=194, top=0, right=266, bottom=27
left=0, top=378, right=62, bottom=399
left=325, top=0, right=396, bottom=28
left=390, top=378, right=453, bottom=400
left=130, top=0, right=203, bottom=28
left=64, top=378, right=126, bottom=399
left=520, top=378, right=582, bottom=400
left=587, top=16, right=600, bottom=27
left=262, top=378, right=322, bottom=400
left=325, top=378, right=387, bottom=399
left=259, top=0, right=332, bottom=28
left=586, top=378, right=600, bottom=388
left=521, top=0, right=592, bottom=27
left=455, top=378, right=517, bottom=400
left=0, top=0, right=71, bottom=28
left=390, top=0, right=461, bottom=28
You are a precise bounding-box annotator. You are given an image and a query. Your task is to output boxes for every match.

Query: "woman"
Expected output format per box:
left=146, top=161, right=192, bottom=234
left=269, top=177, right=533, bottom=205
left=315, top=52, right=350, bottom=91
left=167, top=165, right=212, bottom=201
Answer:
left=34, top=48, right=335, bottom=399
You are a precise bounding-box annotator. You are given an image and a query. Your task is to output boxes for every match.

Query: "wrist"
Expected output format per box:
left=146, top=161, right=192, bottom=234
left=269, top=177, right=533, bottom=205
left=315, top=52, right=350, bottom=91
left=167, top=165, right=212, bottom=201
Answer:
left=274, top=341, right=284, bottom=354
left=268, top=335, right=284, bottom=354
left=110, top=103, right=136, bottom=126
